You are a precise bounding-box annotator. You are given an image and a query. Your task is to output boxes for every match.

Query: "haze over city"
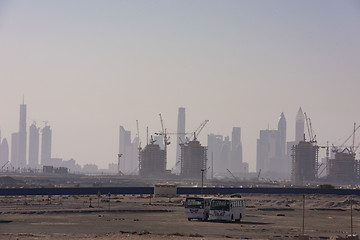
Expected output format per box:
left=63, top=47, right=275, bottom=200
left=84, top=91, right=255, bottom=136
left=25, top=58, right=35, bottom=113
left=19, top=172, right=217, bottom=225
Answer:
left=0, top=1, right=359, bottom=172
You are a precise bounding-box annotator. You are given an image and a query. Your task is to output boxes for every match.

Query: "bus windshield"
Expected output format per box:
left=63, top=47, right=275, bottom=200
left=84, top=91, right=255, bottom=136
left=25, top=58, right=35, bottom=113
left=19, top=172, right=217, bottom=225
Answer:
left=210, top=199, right=230, bottom=211
left=185, top=198, right=204, bottom=208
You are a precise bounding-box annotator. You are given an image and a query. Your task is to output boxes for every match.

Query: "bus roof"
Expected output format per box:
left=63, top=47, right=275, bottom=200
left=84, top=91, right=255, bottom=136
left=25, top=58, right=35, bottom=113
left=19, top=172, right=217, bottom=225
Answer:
left=211, top=197, right=244, bottom=201
left=185, top=196, right=213, bottom=200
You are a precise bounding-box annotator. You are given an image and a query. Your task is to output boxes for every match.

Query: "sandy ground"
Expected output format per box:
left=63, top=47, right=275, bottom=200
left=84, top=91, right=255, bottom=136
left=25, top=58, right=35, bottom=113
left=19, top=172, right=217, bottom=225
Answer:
left=0, top=193, right=359, bottom=239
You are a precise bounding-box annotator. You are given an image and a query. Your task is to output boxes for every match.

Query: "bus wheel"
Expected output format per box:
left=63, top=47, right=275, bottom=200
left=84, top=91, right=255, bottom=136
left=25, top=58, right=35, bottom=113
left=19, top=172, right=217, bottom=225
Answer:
left=188, top=218, right=192, bottom=221
left=231, top=215, right=234, bottom=222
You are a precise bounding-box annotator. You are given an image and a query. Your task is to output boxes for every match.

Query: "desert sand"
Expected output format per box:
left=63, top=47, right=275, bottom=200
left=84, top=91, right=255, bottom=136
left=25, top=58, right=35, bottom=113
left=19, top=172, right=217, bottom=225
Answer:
left=0, top=193, right=359, bottom=239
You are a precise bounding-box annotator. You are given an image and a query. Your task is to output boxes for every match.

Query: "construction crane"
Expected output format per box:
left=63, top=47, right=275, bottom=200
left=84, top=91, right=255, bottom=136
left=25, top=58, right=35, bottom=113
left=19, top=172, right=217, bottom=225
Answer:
left=156, top=114, right=210, bottom=143
left=157, top=120, right=209, bottom=142
left=157, top=113, right=171, bottom=149
left=227, top=168, right=240, bottom=183
left=333, top=123, right=360, bottom=155
left=317, top=142, right=330, bottom=178
left=117, top=153, right=123, bottom=175
left=257, top=169, right=262, bottom=181
left=136, top=120, right=142, bottom=174
left=171, top=160, right=181, bottom=172
left=304, top=112, right=327, bottom=178
left=192, top=120, right=209, bottom=141
left=1, top=161, right=13, bottom=171
left=304, top=112, right=316, bottom=143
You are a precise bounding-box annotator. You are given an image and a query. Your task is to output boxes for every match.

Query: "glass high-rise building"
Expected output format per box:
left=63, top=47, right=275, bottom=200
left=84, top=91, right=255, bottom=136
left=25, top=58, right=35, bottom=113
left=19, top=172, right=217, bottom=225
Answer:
left=0, top=138, right=9, bottom=167
left=29, top=122, right=40, bottom=169
left=277, top=112, right=287, bottom=157
left=10, top=132, right=19, bottom=168
left=18, top=100, right=27, bottom=168
left=231, top=127, right=243, bottom=171
left=119, top=126, right=138, bottom=174
left=41, top=125, right=52, bottom=166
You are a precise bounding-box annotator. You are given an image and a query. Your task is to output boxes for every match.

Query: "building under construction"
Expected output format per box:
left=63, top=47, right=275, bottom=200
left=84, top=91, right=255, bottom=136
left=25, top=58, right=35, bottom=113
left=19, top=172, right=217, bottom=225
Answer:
left=327, top=150, right=359, bottom=184
left=180, top=137, right=207, bottom=179
left=139, top=141, right=166, bottom=178
left=325, top=123, right=360, bottom=184
left=291, top=141, right=318, bottom=185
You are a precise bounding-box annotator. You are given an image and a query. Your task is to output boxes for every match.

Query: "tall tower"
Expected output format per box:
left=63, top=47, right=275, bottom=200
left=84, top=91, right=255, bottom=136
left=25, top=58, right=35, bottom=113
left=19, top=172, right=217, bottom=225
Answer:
left=28, top=122, right=40, bottom=169
left=18, top=99, right=27, bottom=168
left=207, top=134, right=224, bottom=174
left=277, top=112, right=286, bottom=157
left=231, top=127, right=243, bottom=172
left=119, top=126, right=134, bottom=174
left=295, top=107, right=305, bottom=143
left=0, top=136, right=9, bottom=167
left=41, top=125, right=52, bottom=166
left=10, top=133, right=19, bottom=168
left=256, top=130, right=279, bottom=173
left=176, top=107, right=185, bottom=173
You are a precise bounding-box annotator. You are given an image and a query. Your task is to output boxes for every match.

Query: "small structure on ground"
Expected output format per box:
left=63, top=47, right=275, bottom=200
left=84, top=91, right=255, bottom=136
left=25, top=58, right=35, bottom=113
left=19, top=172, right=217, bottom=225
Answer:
left=154, top=184, right=177, bottom=197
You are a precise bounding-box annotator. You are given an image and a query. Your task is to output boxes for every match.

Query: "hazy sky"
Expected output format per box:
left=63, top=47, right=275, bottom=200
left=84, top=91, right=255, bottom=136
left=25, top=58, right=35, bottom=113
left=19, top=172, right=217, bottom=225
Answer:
left=0, top=1, right=359, bottom=171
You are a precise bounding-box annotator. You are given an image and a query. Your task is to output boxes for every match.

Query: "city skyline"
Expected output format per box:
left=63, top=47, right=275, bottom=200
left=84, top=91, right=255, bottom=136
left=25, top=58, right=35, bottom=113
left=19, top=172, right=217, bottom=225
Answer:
left=1, top=99, right=360, bottom=174
left=0, top=1, right=359, bottom=171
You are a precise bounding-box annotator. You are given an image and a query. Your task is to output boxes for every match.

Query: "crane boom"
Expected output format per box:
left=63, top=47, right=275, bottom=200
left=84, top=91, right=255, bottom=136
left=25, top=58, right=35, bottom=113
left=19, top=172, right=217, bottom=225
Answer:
left=337, top=123, right=360, bottom=153
left=1, top=161, right=11, bottom=170
left=196, top=120, right=209, bottom=137
left=159, top=114, right=165, bottom=134
left=304, top=112, right=316, bottom=143
left=155, top=119, right=209, bottom=142
left=136, top=120, right=141, bottom=145
left=227, top=168, right=240, bottom=183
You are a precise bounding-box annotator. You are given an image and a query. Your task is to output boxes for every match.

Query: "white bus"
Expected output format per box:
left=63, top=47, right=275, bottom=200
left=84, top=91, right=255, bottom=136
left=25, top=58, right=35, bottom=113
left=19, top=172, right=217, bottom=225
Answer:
left=209, top=197, right=245, bottom=222
left=184, top=197, right=212, bottom=221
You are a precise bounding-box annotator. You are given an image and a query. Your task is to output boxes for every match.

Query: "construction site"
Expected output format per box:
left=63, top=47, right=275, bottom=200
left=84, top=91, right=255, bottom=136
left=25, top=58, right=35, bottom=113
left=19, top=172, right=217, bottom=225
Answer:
left=137, top=114, right=208, bottom=180
left=292, top=114, right=360, bottom=186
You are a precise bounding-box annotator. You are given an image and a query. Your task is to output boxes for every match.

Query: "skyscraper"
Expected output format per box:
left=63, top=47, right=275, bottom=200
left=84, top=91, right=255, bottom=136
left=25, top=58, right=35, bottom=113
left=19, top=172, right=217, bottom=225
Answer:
left=220, top=136, right=231, bottom=172
left=41, top=125, right=52, bottom=166
left=119, top=126, right=138, bottom=174
left=231, top=127, right=243, bottom=171
left=207, top=134, right=225, bottom=174
left=256, top=129, right=279, bottom=173
left=18, top=100, right=27, bottom=168
left=176, top=107, right=185, bottom=173
left=256, top=112, right=288, bottom=177
left=277, top=112, right=286, bottom=157
left=295, top=107, right=305, bottom=143
left=0, top=137, right=9, bottom=167
left=28, top=122, right=40, bottom=169
left=10, top=132, right=19, bottom=168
